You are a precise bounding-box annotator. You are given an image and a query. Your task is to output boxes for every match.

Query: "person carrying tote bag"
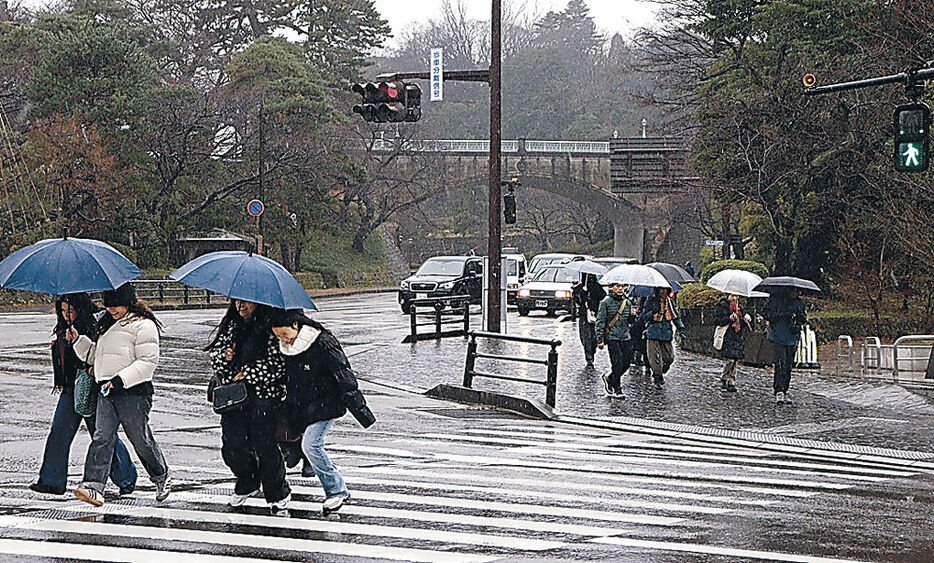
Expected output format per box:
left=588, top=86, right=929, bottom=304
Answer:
left=29, top=293, right=137, bottom=497
left=713, top=294, right=752, bottom=393
left=71, top=284, right=170, bottom=507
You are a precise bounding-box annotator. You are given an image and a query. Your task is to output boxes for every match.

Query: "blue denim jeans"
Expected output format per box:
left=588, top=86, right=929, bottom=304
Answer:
left=302, top=419, right=348, bottom=499
left=37, top=388, right=137, bottom=493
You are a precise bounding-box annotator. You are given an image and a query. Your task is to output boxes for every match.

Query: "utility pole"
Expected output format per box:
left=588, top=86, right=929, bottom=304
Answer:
left=487, top=0, right=503, bottom=332
left=257, top=96, right=265, bottom=255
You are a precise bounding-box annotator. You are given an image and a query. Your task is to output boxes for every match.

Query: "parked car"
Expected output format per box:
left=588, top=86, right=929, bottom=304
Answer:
left=398, top=256, right=483, bottom=314
left=527, top=253, right=590, bottom=276
left=504, top=253, right=528, bottom=305
left=515, top=264, right=581, bottom=316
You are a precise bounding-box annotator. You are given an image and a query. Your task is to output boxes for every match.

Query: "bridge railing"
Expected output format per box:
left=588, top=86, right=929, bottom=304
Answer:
left=370, top=139, right=610, bottom=154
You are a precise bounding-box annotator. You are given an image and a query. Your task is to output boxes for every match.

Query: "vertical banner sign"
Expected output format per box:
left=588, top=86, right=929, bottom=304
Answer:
left=430, top=48, right=443, bottom=102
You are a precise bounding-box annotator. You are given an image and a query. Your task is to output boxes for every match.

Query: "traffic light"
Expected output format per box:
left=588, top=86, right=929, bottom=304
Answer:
left=503, top=179, right=518, bottom=224
left=351, top=80, right=422, bottom=123
left=893, top=102, right=930, bottom=172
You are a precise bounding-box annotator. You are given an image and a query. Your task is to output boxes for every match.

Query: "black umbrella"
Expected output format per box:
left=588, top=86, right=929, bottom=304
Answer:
left=646, top=262, right=695, bottom=284
left=753, top=276, right=821, bottom=293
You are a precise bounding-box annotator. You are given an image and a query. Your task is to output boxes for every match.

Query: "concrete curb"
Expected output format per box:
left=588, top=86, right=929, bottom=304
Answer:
left=424, top=384, right=556, bottom=420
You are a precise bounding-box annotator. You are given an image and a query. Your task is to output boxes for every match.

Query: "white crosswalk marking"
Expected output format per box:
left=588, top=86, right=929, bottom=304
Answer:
left=0, top=419, right=915, bottom=562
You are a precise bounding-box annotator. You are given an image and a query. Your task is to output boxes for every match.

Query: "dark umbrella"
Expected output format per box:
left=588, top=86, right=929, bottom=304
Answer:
left=170, top=251, right=317, bottom=310
left=0, top=237, right=143, bottom=295
left=629, top=280, right=683, bottom=298
left=753, top=276, right=821, bottom=293
left=646, top=262, right=696, bottom=284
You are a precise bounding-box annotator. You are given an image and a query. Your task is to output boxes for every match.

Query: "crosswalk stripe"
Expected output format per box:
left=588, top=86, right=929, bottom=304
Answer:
left=461, top=428, right=773, bottom=457
left=0, top=538, right=284, bottom=562
left=591, top=536, right=870, bottom=562
left=383, top=459, right=819, bottom=498
left=339, top=466, right=779, bottom=506
left=287, top=485, right=686, bottom=525
left=347, top=475, right=732, bottom=515
left=0, top=516, right=497, bottom=563
left=418, top=452, right=857, bottom=491
left=32, top=500, right=567, bottom=552
left=515, top=447, right=896, bottom=481
left=175, top=491, right=631, bottom=537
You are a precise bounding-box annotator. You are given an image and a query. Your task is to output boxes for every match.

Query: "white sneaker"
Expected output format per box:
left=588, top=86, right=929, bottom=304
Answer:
left=782, top=392, right=792, bottom=404
left=269, top=494, right=291, bottom=517
left=775, top=392, right=783, bottom=404
left=74, top=486, right=104, bottom=507
left=322, top=493, right=349, bottom=514
left=228, top=488, right=260, bottom=507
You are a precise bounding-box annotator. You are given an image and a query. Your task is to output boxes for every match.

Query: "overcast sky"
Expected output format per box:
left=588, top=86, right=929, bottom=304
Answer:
left=372, top=0, right=660, bottom=47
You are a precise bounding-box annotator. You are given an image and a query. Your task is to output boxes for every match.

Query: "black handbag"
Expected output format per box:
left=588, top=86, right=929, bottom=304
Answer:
left=210, top=378, right=248, bottom=415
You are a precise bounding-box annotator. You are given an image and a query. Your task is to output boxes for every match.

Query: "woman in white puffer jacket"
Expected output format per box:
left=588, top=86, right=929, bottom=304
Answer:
left=70, top=283, right=171, bottom=507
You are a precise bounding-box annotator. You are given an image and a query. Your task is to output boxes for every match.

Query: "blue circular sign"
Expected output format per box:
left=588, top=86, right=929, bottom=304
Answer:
left=247, top=199, right=264, bottom=217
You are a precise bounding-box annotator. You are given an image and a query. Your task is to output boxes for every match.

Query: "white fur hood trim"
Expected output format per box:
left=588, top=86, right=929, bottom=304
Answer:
left=279, top=325, right=321, bottom=356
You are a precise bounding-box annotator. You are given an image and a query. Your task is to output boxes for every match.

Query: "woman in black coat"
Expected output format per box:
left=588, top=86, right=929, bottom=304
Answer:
left=268, top=308, right=375, bottom=515
left=714, top=294, right=751, bottom=392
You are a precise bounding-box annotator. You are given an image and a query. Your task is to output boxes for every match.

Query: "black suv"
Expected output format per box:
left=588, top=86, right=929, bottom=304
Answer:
left=398, top=256, right=483, bottom=314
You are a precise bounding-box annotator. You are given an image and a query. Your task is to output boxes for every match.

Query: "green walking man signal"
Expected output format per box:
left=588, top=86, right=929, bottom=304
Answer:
left=893, top=103, right=930, bottom=172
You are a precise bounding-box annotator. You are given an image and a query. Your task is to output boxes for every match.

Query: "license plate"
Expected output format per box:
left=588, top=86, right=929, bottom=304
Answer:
left=415, top=293, right=428, bottom=300
left=535, top=299, right=548, bottom=308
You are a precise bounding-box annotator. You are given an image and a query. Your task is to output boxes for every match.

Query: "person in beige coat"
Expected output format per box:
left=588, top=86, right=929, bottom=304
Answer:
left=71, top=284, right=171, bottom=506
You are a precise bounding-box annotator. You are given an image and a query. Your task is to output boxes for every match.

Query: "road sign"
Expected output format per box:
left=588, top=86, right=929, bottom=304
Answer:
left=704, top=240, right=725, bottom=246
left=430, top=48, right=443, bottom=102
left=247, top=199, right=264, bottom=217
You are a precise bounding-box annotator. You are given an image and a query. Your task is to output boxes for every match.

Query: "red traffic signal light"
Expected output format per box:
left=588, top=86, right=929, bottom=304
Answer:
left=352, top=80, right=421, bottom=123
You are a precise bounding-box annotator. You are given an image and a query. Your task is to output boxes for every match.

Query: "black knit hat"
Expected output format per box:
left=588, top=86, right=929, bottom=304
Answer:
left=102, top=283, right=137, bottom=307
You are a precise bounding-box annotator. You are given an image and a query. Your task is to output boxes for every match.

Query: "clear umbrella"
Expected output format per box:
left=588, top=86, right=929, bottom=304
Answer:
left=705, top=269, right=768, bottom=298
left=600, top=264, right=671, bottom=288
left=564, top=260, right=610, bottom=276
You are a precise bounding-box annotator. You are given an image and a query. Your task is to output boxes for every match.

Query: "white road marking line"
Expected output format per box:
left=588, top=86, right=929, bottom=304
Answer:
left=0, top=516, right=496, bottom=563
left=41, top=500, right=566, bottom=552
left=339, top=466, right=779, bottom=506
left=0, top=538, right=285, bottom=563
left=591, top=536, right=871, bottom=562
left=346, top=476, right=731, bottom=515
left=421, top=452, right=855, bottom=491
left=175, top=491, right=630, bottom=537
left=285, top=485, right=685, bottom=525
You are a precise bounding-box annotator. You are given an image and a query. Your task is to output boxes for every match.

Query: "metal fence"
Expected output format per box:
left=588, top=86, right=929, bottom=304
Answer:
left=402, top=296, right=471, bottom=343
left=463, top=330, right=561, bottom=407
left=836, top=334, right=934, bottom=382
left=131, top=279, right=223, bottom=305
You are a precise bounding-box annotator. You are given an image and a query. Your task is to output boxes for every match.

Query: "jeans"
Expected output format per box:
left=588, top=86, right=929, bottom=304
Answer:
left=772, top=342, right=796, bottom=393
left=302, top=419, right=348, bottom=499
left=221, top=399, right=290, bottom=504
left=606, top=340, right=633, bottom=389
left=578, top=316, right=597, bottom=364
left=38, top=388, right=137, bottom=493
left=82, top=392, right=168, bottom=493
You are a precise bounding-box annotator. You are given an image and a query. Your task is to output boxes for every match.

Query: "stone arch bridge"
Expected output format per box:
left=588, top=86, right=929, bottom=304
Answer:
left=371, top=137, right=697, bottom=261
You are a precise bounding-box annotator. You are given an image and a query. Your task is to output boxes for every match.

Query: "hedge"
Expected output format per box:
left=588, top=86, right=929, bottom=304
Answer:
left=699, top=259, right=769, bottom=284
left=677, top=282, right=723, bottom=309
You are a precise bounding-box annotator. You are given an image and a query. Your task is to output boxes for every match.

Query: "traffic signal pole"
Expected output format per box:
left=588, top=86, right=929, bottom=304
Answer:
left=802, top=67, right=934, bottom=96
left=487, top=0, right=503, bottom=332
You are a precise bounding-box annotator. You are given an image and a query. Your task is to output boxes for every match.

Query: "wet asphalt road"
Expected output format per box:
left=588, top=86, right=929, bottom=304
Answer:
left=0, top=293, right=933, bottom=561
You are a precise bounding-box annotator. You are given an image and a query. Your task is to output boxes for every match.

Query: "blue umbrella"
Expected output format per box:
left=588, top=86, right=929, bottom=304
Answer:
left=170, top=251, right=316, bottom=310
left=0, top=237, right=143, bottom=295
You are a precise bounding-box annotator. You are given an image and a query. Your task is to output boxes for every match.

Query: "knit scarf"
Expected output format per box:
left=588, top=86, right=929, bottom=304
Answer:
left=730, top=300, right=742, bottom=332
left=659, top=296, right=677, bottom=321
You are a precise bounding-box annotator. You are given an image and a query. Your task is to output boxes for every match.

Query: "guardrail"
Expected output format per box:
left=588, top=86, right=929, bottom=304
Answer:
left=893, top=335, right=934, bottom=382
left=370, top=138, right=610, bottom=154
left=835, top=335, right=854, bottom=376
left=463, top=330, right=561, bottom=407
left=402, top=296, right=471, bottom=343
left=131, top=279, right=223, bottom=305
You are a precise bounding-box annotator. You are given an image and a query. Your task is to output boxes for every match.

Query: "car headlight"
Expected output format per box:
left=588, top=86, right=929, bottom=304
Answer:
left=518, top=289, right=530, bottom=297
left=400, top=281, right=410, bottom=290
left=439, top=281, right=455, bottom=289
left=555, top=290, right=571, bottom=299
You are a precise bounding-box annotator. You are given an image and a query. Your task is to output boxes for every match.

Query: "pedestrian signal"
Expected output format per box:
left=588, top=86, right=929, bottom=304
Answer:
left=893, top=102, right=930, bottom=172
left=352, top=80, right=422, bottom=123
